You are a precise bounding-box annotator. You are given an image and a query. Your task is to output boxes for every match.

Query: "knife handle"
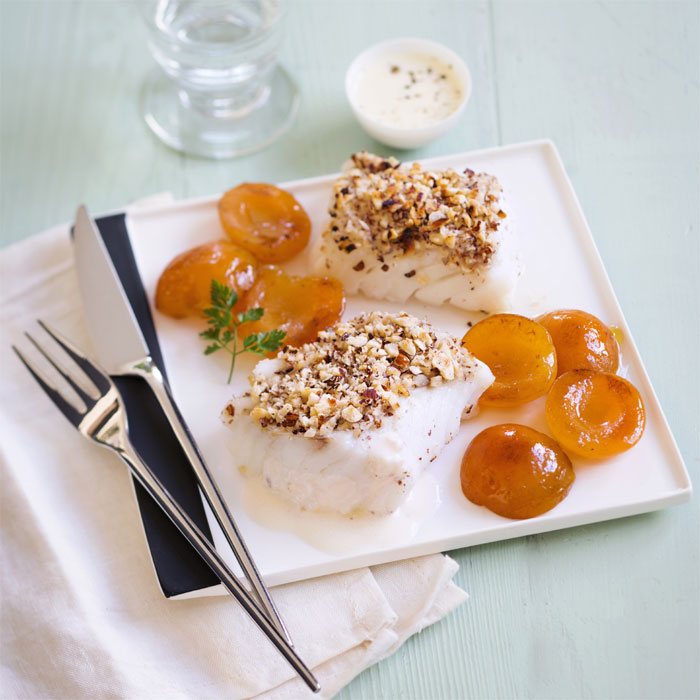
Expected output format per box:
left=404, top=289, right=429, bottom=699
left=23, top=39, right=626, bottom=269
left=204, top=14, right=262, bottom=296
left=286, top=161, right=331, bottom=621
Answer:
left=113, top=441, right=319, bottom=693
left=131, top=358, right=292, bottom=645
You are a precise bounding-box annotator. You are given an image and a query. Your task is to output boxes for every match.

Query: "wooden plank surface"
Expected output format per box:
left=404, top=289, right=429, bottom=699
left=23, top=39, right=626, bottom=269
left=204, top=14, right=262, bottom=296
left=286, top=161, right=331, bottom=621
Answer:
left=1, top=1, right=698, bottom=698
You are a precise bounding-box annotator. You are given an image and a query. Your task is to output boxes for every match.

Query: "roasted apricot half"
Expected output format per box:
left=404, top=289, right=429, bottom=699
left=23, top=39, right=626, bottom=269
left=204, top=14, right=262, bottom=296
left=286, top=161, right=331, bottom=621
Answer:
left=536, top=309, right=619, bottom=376
left=461, top=314, right=557, bottom=406
left=218, top=183, right=311, bottom=263
left=155, top=239, right=257, bottom=318
left=461, top=424, right=575, bottom=519
left=237, top=266, right=345, bottom=352
left=546, top=370, right=645, bottom=458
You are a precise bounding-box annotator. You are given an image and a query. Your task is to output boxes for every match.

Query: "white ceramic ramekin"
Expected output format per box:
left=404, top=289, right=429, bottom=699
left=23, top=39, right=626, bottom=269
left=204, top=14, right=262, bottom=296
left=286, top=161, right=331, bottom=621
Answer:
left=345, top=37, right=472, bottom=149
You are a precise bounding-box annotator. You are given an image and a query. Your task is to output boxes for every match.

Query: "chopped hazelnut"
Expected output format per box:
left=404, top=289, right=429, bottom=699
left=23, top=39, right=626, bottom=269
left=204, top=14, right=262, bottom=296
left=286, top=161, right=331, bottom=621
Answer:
left=228, top=311, right=482, bottom=438
left=393, top=352, right=410, bottom=370
left=320, top=151, right=503, bottom=271
left=341, top=405, right=362, bottom=423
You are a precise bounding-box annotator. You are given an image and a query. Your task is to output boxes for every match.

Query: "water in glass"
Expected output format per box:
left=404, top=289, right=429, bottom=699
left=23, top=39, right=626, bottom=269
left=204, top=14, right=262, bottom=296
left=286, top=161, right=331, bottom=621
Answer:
left=140, top=0, right=298, bottom=158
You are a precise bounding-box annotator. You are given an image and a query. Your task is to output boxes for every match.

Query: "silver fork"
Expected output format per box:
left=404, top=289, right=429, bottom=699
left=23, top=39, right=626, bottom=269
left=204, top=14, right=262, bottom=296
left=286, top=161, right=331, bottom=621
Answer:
left=13, top=320, right=320, bottom=694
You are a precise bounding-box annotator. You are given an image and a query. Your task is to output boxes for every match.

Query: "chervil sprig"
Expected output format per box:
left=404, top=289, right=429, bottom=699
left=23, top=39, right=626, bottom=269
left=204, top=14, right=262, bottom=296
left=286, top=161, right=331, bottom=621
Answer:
left=200, top=280, right=286, bottom=383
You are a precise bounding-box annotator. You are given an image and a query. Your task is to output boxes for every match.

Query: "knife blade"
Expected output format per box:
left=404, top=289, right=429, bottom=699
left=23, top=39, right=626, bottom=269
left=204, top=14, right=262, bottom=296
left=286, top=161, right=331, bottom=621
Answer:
left=71, top=205, right=291, bottom=643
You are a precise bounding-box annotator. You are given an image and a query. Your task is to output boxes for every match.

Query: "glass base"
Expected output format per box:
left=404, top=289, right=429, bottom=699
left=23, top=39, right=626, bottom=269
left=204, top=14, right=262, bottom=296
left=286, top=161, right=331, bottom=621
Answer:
left=141, top=65, right=299, bottom=159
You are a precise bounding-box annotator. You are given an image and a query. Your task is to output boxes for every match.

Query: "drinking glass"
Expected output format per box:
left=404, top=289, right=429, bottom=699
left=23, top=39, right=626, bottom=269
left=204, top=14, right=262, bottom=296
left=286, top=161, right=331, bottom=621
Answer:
left=139, top=0, right=298, bottom=159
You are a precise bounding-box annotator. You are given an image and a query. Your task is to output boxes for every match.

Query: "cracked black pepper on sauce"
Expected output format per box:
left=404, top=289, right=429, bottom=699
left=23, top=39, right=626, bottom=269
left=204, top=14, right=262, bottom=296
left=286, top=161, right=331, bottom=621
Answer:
left=353, top=52, right=463, bottom=128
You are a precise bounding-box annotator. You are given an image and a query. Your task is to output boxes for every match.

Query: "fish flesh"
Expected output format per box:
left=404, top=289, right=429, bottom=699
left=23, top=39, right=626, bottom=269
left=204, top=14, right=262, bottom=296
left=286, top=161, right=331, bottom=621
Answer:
left=221, top=311, right=493, bottom=516
left=312, top=151, right=519, bottom=312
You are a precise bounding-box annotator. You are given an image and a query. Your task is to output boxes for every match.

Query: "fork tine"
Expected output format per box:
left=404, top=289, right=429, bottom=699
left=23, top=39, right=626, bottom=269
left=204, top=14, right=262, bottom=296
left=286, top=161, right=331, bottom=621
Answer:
left=12, top=345, right=83, bottom=427
left=37, top=320, right=111, bottom=393
left=25, top=331, right=96, bottom=405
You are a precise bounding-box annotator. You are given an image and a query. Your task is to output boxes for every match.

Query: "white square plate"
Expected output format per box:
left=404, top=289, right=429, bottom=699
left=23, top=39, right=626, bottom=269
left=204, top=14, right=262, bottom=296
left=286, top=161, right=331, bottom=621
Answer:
left=126, top=140, right=691, bottom=592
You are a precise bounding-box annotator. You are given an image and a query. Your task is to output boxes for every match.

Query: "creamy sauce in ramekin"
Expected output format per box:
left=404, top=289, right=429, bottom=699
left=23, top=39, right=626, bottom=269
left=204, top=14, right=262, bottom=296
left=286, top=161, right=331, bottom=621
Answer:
left=353, top=51, right=464, bottom=129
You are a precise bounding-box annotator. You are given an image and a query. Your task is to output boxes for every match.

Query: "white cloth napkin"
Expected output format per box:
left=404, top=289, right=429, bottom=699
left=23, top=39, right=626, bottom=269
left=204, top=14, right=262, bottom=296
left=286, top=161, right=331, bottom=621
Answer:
left=0, top=218, right=468, bottom=699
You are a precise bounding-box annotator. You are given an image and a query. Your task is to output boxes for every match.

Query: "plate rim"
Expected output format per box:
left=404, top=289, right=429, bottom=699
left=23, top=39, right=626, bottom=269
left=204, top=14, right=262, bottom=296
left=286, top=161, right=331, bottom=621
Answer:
left=126, top=138, right=693, bottom=596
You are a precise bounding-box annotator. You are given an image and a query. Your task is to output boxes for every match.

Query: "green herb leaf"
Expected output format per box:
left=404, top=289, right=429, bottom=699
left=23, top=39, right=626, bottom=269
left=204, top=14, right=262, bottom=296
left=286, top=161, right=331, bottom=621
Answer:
left=257, top=329, right=287, bottom=353
left=210, top=279, right=237, bottom=308
left=237, top=307, right=264, bottom=324
left=242, top=329, right=287, bottom=355
left=199, top=327, right=219, bottom=341
left=200, top=280, right=286, bottom=384
left=220, top=329, right=233, bottom=345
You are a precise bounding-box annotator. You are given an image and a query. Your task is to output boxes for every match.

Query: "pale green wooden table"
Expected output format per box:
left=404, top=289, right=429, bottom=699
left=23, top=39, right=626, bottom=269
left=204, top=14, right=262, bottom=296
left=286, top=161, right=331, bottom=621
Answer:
left=2, top=1, right=698, bottom=698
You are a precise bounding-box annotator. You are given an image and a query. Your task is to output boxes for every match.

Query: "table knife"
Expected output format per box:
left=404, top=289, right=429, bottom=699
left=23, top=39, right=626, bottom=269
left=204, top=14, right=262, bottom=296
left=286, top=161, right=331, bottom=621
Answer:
left=71, top=205, right=291, bottom=644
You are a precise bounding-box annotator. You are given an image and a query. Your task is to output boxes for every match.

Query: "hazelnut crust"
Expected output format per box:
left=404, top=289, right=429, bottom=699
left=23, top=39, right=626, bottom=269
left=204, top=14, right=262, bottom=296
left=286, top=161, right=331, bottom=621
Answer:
left=321, top=151, right=507, bottom=271
left=222, top=311, right=483, bottom=438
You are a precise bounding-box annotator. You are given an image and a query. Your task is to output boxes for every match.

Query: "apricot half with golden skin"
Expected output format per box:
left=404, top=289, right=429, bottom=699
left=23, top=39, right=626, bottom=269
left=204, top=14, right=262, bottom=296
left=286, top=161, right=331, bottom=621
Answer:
left=545, top=370, right=645, bottom=458
left=237, top=266, right=345, bottom=353
left=218, top=183, right=311, bottom=263
left=536, top=309, right=619, bottom=376
left=461, top=314, right=557, bottom=407
left=155, top=239, right=257, bottom=319
left=461, top=424, right=575, bottom=519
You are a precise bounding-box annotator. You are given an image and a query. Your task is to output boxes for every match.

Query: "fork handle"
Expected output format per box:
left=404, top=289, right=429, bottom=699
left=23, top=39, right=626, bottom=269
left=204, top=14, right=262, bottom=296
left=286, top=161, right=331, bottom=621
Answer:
left=114, top=444, right=320, bottom=694
left=139, top=368, right=291, bottom=645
